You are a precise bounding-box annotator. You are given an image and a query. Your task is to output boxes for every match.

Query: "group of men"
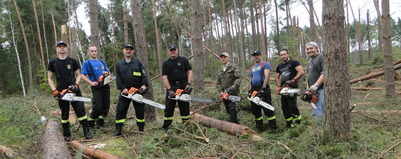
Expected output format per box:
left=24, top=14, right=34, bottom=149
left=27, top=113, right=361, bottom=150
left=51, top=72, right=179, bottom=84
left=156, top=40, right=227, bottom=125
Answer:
left=48, top=40, right=324, bottom=141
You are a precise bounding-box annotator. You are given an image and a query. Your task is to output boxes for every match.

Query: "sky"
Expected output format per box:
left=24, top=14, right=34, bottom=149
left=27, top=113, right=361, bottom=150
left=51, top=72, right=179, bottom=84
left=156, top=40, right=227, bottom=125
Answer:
left=76, top=0, right=401, bottom=36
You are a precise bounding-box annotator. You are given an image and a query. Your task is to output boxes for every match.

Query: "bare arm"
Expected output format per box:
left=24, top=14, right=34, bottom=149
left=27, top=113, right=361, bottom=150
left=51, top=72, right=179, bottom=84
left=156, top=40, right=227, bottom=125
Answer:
left=163, top=75, right=171, bottom=89
left=48, top=71, right=56, bottom=91
left=262, top=69, right=271, bottom=87
left=187, top=70, right=193, bottom=84
left=80, top=74, right=98, bottom=86
left=275, top=73, right=281, bottom=86
left=74, top=69, right=82, bottom=84
left=315, top=74, right=324, bottom=86
left=293, top=65, right=304, bottom=81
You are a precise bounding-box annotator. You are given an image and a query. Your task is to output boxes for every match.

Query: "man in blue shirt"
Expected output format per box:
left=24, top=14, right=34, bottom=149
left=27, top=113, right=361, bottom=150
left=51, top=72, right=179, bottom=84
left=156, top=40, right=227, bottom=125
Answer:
left=81, top=46, right=111, bottom=131
left=248, top=51, right=277, bottom=133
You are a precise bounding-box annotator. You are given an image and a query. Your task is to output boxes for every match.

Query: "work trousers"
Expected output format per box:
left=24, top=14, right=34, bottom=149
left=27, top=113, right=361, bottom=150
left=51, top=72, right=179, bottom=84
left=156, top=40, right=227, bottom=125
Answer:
left=90, top=84, right=110, bottom=119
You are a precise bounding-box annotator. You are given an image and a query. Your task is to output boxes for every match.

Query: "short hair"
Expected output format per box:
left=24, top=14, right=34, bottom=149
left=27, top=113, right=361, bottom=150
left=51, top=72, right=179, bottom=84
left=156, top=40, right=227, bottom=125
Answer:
left=279, top=49, right=289, bottom=54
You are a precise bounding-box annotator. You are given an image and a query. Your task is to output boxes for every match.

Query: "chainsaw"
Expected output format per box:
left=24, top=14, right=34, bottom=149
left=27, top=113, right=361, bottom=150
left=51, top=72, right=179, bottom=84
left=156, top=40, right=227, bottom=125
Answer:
left=98, top=75, right=116, bottom=86
left=247, top=91, right=275, bottom=111
left=279, top=86, right=300, bottom=96
left=301, top=89, right=318, bottom=109
left=58, top=89, right=92, bottom=102
left=120, top=87, right=166, bottom=109
left=220, top=88, right=241, bottom=102
left=169, top=89, right=213, bottom=103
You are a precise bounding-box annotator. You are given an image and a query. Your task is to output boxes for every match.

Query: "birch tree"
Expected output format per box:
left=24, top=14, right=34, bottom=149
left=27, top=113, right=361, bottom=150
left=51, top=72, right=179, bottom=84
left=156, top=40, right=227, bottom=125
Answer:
left=9, top=12, right=26, bottom=97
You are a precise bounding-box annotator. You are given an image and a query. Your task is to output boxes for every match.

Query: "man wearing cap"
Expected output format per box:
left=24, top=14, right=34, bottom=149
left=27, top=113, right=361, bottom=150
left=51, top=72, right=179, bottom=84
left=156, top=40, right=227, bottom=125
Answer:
left=275, top=49, right=304, bottom=128
left=48, top=41, right=93, bottom=141
left=305, top=42, right=324, bottom=125
left=80, top=46, right=111, bottom=132
left=113, top=44, right=148, bottom=136
left=161, top=44, right=193, bottom=132
left=248, top=50, right=277, bottom=133
left=216, top=52, right=241, bottom=123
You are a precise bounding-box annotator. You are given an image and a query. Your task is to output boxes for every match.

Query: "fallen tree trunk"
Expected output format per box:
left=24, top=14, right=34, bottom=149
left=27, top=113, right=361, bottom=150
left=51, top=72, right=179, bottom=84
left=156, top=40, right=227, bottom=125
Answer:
left=351, top=87, right=384, bottom=91
left=190, top=112, right=263, bottom=141
left=51, top=110, right=77, bottom=124
left=350, top=63, right=401, bottom=84
left=0, top=145, right=14, bottom=157
left=352, top=110, right=401, bottom=115
left=42, top=119, right=71, bottom=159
left=70, top=141, right=125, bottom=159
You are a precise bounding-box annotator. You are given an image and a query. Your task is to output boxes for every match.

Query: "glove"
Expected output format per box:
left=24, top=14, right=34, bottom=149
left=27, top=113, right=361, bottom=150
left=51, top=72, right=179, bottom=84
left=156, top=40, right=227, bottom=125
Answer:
left=139, top=87, right=147, bottom=94
left=184, top=84, right=192, bottom=94
left=310, top=84, right=319, bottom=92
left=285, top=79, right=296, bottom=86
left=68, top=84, right=79, bottom=91
left=276, top=86, right=282, bottom=95
left=259, top=86, right=269, bottom=95
left=227, top=87, right=236, bottom=95
left=168, top=88, right=175, bottom=98
left=248, top=90, right=253, bottom=97
left=52, top=90, right=60, bottom=97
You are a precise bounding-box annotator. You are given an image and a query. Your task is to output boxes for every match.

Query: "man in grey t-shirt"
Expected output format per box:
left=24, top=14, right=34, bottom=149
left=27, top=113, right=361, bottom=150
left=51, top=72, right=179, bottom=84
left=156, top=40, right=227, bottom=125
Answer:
left=306, top=42, right=324, bottom=125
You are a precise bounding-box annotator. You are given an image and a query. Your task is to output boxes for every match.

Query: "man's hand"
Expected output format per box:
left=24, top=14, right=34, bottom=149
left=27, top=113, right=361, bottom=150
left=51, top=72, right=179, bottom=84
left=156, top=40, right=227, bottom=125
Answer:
left=310, top=84, right=319, bottom=92
left=102, top=71, right=109, bottom=76
left=52, top=90, right=60, bottom=97
left=285, top=79, right=296, bottom=86
left=139, top=85, right=147, bottom=94
left=259, top=86, right=269, bottom=95
left=91, top=81, right=99, bottom=87
left=121, top=88, right=129, bottom=95
left=248, top=90, right=253, bottom=97
left=168, top=88, right=175, bottom=98
left=68, top=84, right=79, bottom=91
left=276, top=86, right=282, bottom=95
left=184, top=83, right=192, bottom=94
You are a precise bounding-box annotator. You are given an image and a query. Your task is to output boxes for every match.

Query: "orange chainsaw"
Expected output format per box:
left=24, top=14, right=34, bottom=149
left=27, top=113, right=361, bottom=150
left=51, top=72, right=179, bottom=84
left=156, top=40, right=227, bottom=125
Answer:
left=120, top=87, right=165, bottom=109
left=219, top=88, right=241, bottom=102
left=247, top=90, right=275, bottom=111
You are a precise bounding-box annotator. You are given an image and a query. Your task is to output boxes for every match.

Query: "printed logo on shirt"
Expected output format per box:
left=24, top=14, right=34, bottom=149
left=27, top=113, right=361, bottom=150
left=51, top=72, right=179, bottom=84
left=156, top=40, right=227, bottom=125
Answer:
left=178, top=63, right=181, bottom=66
left=101, top=66, right=105, bottom=69
left=133, top=72, right=141, bottom=76
left=67, top=64, right=71, bottom=70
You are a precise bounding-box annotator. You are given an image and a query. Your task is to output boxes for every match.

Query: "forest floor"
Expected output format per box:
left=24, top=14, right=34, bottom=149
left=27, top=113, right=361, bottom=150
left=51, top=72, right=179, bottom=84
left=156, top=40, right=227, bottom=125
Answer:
left=1, top=65, right=401, bottom=158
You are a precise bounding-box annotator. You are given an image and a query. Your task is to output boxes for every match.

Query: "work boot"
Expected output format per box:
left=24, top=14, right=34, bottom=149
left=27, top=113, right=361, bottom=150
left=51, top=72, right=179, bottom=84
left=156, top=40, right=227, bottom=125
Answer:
left=62, top=122, right=71, bottom=142
left=88, top=120, right=96, bottom=134
left=255, top=120, right=264, bottom=132
left=268, top=119, right=278, bottom=134
left=286, top=120, right=294, bottom=128
left=162, top=120, right=172, bottom=133
left=81, top=120, right=93, bottom=139
left=96, top=118, right=104, bottom=127
left=228, top=105, right=239, bottom=124
left=137, top=122, right=145, bottom=132
left=113, top=123, right=123, bottom=136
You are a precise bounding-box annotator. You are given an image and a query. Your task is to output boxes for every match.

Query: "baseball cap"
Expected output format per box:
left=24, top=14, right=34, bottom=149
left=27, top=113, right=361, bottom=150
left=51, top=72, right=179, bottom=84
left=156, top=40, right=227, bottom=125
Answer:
left=251, top=50, right=261, bottom=56
left=123, top=43, right=134, bottom=49
left=56, top=41, right=67, bottom=47
left=168, top=44, right=177, bottom=50
left=220, top=52, right=229, bottom=57
left=305, top=42, right=318, bottom=48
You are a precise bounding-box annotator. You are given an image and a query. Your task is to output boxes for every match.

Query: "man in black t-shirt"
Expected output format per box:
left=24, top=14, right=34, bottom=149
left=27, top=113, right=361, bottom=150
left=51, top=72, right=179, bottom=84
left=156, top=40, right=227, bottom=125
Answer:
left=161, top=44, right=193, bottom=132
left=275, top=49, right=304, bottom=128
left=47, top=41, right=92, bottom=141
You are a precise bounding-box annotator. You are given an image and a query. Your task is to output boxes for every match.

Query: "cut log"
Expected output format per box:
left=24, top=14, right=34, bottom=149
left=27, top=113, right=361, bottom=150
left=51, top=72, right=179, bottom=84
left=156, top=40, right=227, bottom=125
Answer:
left=351, top=87, right=384, bottom=91
left=352, top=110, right=401, bottom=115
left=350, top=63, right=401, bottom=84
left=42, top=119, right=71, bottom=159
left=190, top=112, right=263, bottom=141
left=0, top=145, right=14, bottom=157
left=70, top=141, right=125, bottom=159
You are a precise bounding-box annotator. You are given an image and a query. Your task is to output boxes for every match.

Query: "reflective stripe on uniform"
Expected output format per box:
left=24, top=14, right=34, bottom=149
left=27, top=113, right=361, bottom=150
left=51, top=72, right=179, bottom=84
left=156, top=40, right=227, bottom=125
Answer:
left=78, top=116, right=88, bottom=121
left=286, top=117, right=293, bottom=121
left=255, top=116, right=263, bottom=121
left=98, top=116, right=104, bottom=119
left=267, top=115, right=276, bottom=120
left=116, top=119, right=126, bottom=123
left=293, top=115, right=302, bottom=121
left=88, top=117, right=94, bottom=121
left=164, top=117, right=173, bottom=120
left=61, top=120, right=69, bottom=123
left=136, top=118, right=145, bottom=122
left=181, top=115, right=190, bottom=120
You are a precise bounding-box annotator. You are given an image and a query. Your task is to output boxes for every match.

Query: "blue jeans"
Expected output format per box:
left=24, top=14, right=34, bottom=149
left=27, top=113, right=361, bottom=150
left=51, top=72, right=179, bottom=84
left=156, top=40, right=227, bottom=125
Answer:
left=312, top=89, right=324, bottom=125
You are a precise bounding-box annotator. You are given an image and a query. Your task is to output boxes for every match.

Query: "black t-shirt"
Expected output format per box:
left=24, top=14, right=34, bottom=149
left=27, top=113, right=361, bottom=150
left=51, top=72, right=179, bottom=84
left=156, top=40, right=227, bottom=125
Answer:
left=162, top=56, right=192, bottom=85
left=48, top=57, right=80, bottom=90
left=275, top=59, right=301, bottom=85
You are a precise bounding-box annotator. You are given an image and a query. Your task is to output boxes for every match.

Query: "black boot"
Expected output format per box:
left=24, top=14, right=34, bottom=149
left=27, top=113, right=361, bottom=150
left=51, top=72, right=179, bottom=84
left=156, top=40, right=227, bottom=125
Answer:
left=96, top=118, right=104, bottom=127
left=268, top=119, right=277, bottom=134
left=255, top=120, right=264, bottom=132
left=89, top=120, right=96, bottom=134
left=161, top=120, right=172, bottom=133
left=81, top=120, right=93, bottom=139
left=228, top=105, right=239, bottom=124
left=62, top=122, right=71, bottom=142
left=113, top=123, right=123, bottom=136
left=138, top=122, right=145, bottom=132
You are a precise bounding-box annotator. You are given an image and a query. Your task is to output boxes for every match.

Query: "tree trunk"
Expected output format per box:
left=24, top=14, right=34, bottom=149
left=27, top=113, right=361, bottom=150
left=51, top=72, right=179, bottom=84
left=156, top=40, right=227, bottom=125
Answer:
left=51, top=11, right=57, bottom=44
left=222, top=0, right=231, bottom=52
left=349, top=61, right=401, bottom=84
left=191, top=0, right=204, bottom=95
left=250, top=7, right=257, bottom=51
left=367, top=10, right=372, bottom=60
left=308, top=0, right=318, bottom=43
left=131, top=0, right=156, bottom=121
left=89, top=0, right=101, bottom=58
left=233, top=0, right=246, bottom=77
left=71, top=141, right=124, bottom=159
left=152, top=0, right=164, bottom=90
left=373, top=0, right=382, bottom=53
left=74, top=8, right=85, bottom=62
left=322, top=0, right=351, bottom=138
left=274, top=0, right=280, bottom=51
left=357, top=9, right=363, bottom=64
left=32, top=0, right=45, bottom=69
left=123, top=8, right=129, bottom=44
left=260, top=1, right=267, bottom=56
left=9, top=12, right=26, bottom=97
left=13, top=0, right=33, bottom=89
left=382, top=0, right=396, bottom=98
left=42, top=119, right=71, bottom=159
left=41, top=0, right=49, bottom=64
